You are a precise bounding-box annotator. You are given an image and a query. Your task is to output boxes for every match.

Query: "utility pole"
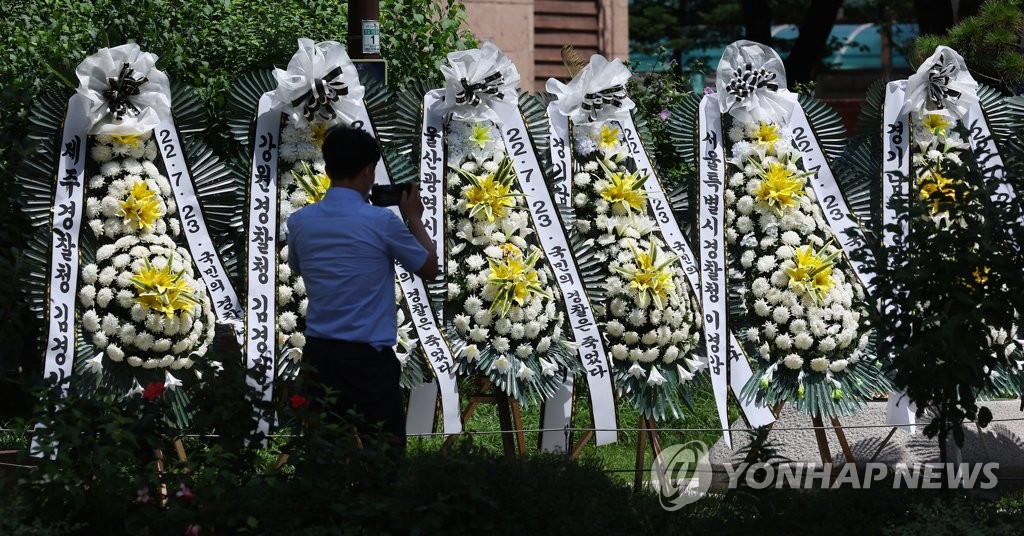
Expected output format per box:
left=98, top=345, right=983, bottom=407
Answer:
left=348, top=0, right=381, bottom=60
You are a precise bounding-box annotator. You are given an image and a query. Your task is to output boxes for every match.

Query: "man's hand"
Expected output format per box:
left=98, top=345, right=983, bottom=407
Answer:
left=399, top=183, right=425, bottom=223
left=399, top=183, right=439, bottom=280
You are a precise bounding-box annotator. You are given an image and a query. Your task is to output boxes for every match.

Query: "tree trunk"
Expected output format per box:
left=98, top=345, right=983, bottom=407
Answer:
left=785, top=0, right=844, bottom=85
left=741, top=0, right=773, bottom=47
left=915, top=0, right=954, bottom=36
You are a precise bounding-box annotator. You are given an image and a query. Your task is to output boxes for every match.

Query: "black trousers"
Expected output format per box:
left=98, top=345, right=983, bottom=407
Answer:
left=303, top=337, right=406, bottom=455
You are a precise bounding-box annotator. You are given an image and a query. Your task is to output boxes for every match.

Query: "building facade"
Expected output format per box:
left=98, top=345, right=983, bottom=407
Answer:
left=462, top=0, right=629, bottom=90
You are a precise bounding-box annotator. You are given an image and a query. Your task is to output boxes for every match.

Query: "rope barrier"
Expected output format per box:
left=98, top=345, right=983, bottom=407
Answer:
left=3, top=416, right=1024, bottom=438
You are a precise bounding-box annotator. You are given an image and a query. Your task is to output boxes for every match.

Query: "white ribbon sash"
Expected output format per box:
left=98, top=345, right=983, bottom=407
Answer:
left=880, top=81, right=916, bottom=432
left=43, top=94, right=90, bottom=391
left=34, top=95, right=90, bottom=457
left=493, top=99, right=618, bottom=447
left=246, top=93, right=282, bottom=439
left=546, top=101, right=573, bottom=207
left=406, top=89, right=448, bottom=436
left=696, top=94, right=732, bottom=445
left=621, top=113, right=774, bottom=430
left=541, top=101, right=578, bottom=451
left=354, top=102, right=461, bottom=435
left=407, top=90, right=458, bottom=435
left=785, top=99, right=874, bottom=288
left=964, top=101, right=1016, bottom=207
left=157, top=119, right=245, bottom=329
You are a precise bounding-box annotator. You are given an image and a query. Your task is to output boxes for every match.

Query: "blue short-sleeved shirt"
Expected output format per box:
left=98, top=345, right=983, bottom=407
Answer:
left=287, top=187, right=428, bottom=348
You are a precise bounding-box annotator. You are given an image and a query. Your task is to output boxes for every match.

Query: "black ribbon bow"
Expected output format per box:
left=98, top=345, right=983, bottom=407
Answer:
left=726, top=62, right=779, bottom=101
left=102, top=63, right=149, bottom=121
left=925, top=54, right=962, bottom=109
left=455, top=72, right=504, bottom=107
left=581, top=84, right=627, bottom=121
left=291, top=65, right=350, bottom=122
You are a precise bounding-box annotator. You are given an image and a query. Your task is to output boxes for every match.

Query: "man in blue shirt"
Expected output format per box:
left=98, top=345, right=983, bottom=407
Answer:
left=287, top=125, right=437, bottom=456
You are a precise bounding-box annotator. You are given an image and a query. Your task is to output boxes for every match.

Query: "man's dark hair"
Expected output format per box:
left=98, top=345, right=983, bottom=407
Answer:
left=322, top=124, right=381, bottom=180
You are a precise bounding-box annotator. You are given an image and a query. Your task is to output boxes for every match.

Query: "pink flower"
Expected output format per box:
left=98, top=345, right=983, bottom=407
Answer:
left=136, top=486, right=152, bottom=504
left=176, top=483, right=194, bottom=501
left=185, top=525, right=200, bottom=535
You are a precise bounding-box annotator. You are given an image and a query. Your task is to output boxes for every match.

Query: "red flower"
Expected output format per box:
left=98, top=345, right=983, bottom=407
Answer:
left=142, top=381, right=166, bottom=401
left=289, top=394, right=309, bottom=409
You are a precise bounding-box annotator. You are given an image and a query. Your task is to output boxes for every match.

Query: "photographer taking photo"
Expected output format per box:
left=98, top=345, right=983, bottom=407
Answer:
left=287, top=125, right=437, bottom=456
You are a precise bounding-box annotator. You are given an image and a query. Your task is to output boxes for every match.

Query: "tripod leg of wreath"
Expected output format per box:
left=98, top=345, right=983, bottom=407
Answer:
left=154, top=448, right=168, bottom=507
left=568, top=381, right=616, bottom=460
left=633, top=415, right=665, bottom=493
left=809, top=415, right=835, bottom=464
left=829, top=417, right=856, bottom=464
left=747, top=401, right=856, bottom=466
left=441, top=377, right=526, bottom=458
left=173, top=438, right=188, bottom=462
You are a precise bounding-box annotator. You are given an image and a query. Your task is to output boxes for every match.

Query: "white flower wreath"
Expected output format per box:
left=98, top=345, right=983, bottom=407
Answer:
left=444, top=118, right=574, bottom=397
left=80, top=233, right=214, bottom=370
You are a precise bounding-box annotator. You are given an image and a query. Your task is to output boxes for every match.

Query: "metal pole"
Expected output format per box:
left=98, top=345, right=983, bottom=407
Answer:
left=347, top=0, right=381, bottom=60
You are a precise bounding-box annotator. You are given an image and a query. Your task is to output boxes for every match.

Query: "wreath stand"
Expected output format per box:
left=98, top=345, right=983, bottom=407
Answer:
left=153, top=438, right=189, bottom=506
left=745, top=402, right=856, bottom=467
left=565, top=383, right=618, bottom=460
left=441, top=377, right=527, bottom=458
left=563, top=391, right=667, bottom=493
left=631, top=415, right=666, bottom=492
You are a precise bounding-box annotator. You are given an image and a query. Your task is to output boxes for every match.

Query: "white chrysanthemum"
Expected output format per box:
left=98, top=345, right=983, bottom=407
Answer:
left=810, top=357, right=830, bottom=373
left=794, top=332, right=814, bottom=350
left=756, top=255, right=777, bottom=273
left=474, top=309, right=494, bottom=328
left=783, top=354, right=804, bottom=370
left=627, top=308, right=646, bottom=327
left=828, top=359, right=848, bottom=373
left=96, top=287, right=115, bottom=308
left=662, top=345, right=680, bottom=364
left=278, top=311, right=298, bottom=332
left=772, top=306, right=791, bottom=324
left=464, top=296, right=483, bottom=315
left=740, top=250, right=756, bottom=268
left=469, top=326, right=489, bottom=342
left=453, top=314, right=471, bottom=333
left=753, top=299, right=771, bottom=317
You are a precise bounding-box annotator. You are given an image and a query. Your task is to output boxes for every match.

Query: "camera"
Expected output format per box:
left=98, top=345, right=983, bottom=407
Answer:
left=370, top=182, right=414, bottom=207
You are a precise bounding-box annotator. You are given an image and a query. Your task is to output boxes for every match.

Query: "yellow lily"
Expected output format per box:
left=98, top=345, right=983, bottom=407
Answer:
left=486, top=247, right=552, bottom=317
left=130, top=251, right=200, bottom=318
left=118, top=180, right=164, bottom=230
left=613, top=240, right=679, bottom=309
left=456, top=156, right=522, bottom=222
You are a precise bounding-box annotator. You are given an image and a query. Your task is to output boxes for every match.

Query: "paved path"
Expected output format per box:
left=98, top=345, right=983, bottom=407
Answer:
left=708, top=400, right=1024, bottom=467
